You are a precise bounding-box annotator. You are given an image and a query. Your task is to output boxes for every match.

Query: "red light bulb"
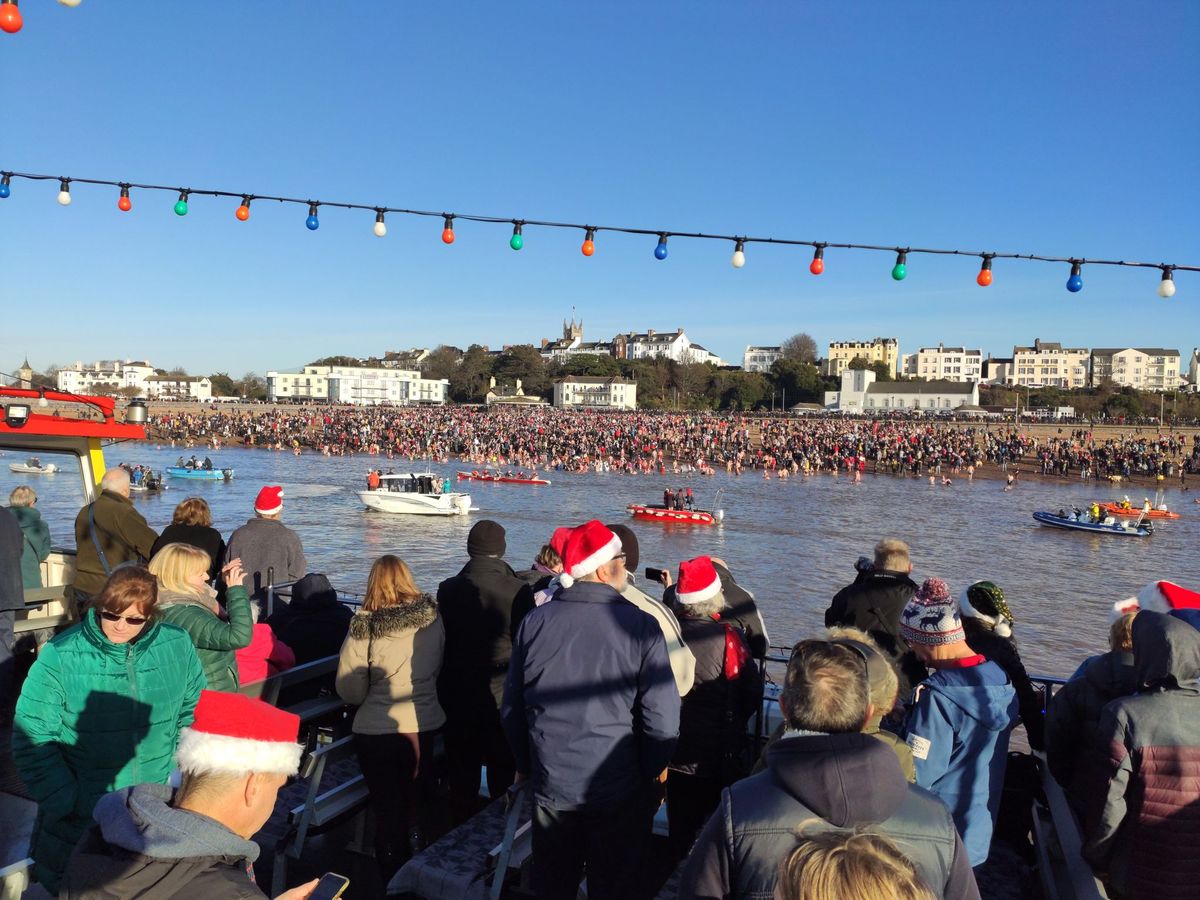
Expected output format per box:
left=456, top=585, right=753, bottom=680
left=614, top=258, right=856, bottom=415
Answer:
left=581, top=228, right=596, bottom=257
left=441, top=215, right=455, bottom=244
left=977, top=256, right=993, bottom=287
left=809, top=245, right=825, bottom=275
left=0, top=1, right=23, bottom=34
left=117, top=186, right=132, bottom=212
left=235, top=197, right=251, bottom=221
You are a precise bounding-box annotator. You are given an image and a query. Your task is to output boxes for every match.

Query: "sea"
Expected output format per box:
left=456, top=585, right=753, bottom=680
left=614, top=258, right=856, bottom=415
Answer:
left=4, top=444, right=1196, bottom=679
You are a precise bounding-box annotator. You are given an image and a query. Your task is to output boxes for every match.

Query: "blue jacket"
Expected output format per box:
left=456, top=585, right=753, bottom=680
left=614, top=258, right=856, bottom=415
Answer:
left=902, top=657, right=1018, bottom=866
left=501, top=579, right=680, bottom=811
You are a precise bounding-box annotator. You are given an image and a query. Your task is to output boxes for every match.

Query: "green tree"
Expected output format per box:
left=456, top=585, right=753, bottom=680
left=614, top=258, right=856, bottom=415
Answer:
left=423, top=346, right=461, bottom=383
left=493, top=345, right=549, bottom=396
left=450, top=345, right=495, bottom=403
left=556, top=354, right=622, bottom=377
left=236, top=372, right=268, bottom=401
left=770, top=358, right=824, bottom=403
left=209, top=372, right=238, bottom=397
left=716, top=371, right=770, bottom=409
left=309, top=355, right=364, bottom=367
left=868, top=361, right=894, bottom=382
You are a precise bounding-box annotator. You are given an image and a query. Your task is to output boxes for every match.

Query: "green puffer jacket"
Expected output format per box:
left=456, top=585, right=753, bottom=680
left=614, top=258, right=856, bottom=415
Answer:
left=158, top=584, right=254, bottom=692
left=12, top=609, right=205, bottom=894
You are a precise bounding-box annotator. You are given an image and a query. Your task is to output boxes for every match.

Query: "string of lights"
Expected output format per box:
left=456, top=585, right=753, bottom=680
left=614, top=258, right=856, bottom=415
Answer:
left=1, top=168, right=1193, bottom=298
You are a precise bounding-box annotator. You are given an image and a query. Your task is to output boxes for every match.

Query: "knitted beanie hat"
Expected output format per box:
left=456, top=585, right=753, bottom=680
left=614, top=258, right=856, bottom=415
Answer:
left=960, top=581, right=1015, bottom=638
left=467, top=520, right=506, bottom=558
left=899, top=577, right=965, bottom=646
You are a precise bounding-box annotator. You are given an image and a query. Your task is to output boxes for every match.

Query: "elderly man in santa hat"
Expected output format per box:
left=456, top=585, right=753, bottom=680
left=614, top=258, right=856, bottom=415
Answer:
left=225, top=486, right=307, bottom=602
left=62, top=690, right=317, bottom=899
left=502, top=520, right=680, bottom=900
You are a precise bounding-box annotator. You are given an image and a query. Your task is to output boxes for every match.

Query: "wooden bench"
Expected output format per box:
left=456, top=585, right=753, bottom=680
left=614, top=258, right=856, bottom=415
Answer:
left=270, top=736, right=371, bottom=897
left=15, top=585, right=73, bottom=636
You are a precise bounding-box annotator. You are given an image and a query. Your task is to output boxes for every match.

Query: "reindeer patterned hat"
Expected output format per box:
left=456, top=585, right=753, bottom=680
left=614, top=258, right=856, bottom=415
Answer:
left=900, top=577, right=965, bottom=646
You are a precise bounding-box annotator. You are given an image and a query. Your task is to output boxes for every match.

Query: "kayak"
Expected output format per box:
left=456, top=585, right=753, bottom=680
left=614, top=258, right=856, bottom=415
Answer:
left=456, top=472, right=551, bottom=485
left=167, top=466, right=235, bottom=481
left=1033, top=510, right=1151, bottom=537
left=627, top=503, right=722, bottom=525
left=1100, top=502, right=1180, bottom=520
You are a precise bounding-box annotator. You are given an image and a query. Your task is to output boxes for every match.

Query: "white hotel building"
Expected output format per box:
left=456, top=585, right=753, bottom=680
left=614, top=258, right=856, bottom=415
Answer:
left=267, top=365, right=448, bottom=405
left=900, top=345, right=983, bottom=382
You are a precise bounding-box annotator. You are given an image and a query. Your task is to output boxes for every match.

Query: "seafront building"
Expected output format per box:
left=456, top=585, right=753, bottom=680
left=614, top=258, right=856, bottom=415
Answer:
left=1089, top=348, right=1183, bottom=392
left=899, top=345, right=983, bottom=382
left=823, top=337, right=899, bottom=378
left=743, top=346, right=783, bottom=373
left=553, top=376, right=638, bottom=410
left=266, top=365, right=448, bottom=405
left=1010, top=339, right=1089, bottom=388
left=143, top=374, right=213, bottom=402
left=538, top=319, right=725, bottom=366
left=56, top=360, right=156, bottom=396
left=824, top=368, right=978, bottom=413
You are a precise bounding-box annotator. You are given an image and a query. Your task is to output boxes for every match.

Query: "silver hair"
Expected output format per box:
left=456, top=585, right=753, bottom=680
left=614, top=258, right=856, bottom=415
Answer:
left=675, top=593, right=725, bottom=620
left=100, top=467, right=130, bottom=492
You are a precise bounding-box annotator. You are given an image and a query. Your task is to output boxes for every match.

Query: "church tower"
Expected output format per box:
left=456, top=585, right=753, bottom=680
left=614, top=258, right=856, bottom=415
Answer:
left=17, top=357, right=33, bottom=390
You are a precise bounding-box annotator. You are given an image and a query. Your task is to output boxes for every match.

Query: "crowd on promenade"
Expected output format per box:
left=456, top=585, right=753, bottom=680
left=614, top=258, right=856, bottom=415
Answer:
left=3, top=463, right=1200, bottom=900
left=150, top=405, right=1200, bottom=483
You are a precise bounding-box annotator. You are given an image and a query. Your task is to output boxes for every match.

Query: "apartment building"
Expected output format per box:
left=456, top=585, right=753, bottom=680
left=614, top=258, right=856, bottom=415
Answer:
left=1090, top=348, right=1182, bottom=391
left=1010, top=339, right=1089, bottom=388
left=824, top=337, right=899, bottom=378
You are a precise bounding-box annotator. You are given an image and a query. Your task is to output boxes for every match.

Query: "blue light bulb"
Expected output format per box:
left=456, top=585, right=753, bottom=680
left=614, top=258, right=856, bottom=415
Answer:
left=0, top=176, right=10, bottom=199
left=654, top=235, right=668, bottom=260
left=306, top=203, right=320, bottom=231
left=1066, top=262, right=1083, bottom=293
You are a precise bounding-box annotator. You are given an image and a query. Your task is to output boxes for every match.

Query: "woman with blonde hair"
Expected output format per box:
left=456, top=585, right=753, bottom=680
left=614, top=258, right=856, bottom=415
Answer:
left=150, top=496, right=225, bottom=583
left=776, top=831, right=935, bottom=900
left=13, top=567, right=204, bottom=892
left=336, top=555, right=445, bottom=881
left=9, top=485, right=51, bottom=589
left=147, top=542, right=252, bottom=691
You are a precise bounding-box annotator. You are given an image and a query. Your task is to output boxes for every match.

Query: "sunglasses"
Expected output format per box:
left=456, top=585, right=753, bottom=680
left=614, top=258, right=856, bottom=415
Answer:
left=100, top=610, right=149, bottom=626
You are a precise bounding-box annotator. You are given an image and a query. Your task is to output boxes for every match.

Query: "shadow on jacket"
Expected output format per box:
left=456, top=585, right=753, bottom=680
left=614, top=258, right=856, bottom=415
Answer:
left=1045, top=648, right=1137, bottom=814
left=825, top=570, right=926, bottom=699
left=267, top=574, right=352, bottom=706
left=1082, top=611, right=1200, bottom=900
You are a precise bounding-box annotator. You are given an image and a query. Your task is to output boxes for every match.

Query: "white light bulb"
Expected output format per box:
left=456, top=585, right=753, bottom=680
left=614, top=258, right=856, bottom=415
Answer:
left=373, top=221, right=387, bottom=238
left=58, top=0, right=84, bottom=7
left=57, top=189, right=72, bottom=206
left=1157, top=278, right=1176, bottom=299
left=731, top=249, right=746, bottom=268
left=38, top=395, right=49, bottom=408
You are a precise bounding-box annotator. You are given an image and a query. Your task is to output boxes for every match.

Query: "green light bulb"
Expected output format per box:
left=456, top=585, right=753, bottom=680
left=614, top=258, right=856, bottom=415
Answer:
left=174, top=192, right=189, bottom=217
left=510, top=233, right=523, bottom=251
left=891, top=263, right=906, bottom=281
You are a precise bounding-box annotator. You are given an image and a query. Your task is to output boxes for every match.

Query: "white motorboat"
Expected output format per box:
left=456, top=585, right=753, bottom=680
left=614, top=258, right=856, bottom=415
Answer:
left=9, top=457, right=58, bottom=475
left=357, top=472, right=473, bottom=516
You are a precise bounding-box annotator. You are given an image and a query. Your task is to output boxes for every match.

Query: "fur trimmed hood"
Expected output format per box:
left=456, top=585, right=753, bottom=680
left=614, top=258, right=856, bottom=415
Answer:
left=349, top=594, right=438, bottom=640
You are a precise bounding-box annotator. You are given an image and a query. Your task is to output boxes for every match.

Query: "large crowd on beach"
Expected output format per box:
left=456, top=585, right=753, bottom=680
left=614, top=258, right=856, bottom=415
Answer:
left=150, top=406, right=1200, bottom=484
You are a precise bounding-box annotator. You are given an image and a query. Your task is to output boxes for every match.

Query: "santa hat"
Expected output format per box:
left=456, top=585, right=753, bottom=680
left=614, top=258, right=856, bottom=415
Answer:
left=175, top=690, right=302, bottom=777
left=254, top=485, right=284, bottom=516
left=899, top=578, right=965, bottom=646
left=558, top=520, right=622, bottom=589
left=676, top=556, right=723, bottom=606
left=960, top=581, right=1015, bottom=638
left=1111, top=580, right=1200, bottom=623
left=549, top=527, right=573, bottom=558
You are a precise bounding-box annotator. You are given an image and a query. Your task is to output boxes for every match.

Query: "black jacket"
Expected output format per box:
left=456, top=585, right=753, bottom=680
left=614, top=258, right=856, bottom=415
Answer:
left=266, top=573, right=352, bottom=664
left=678, top=732, right=978, bottom=900
left=964, top=622, right=1046, bottom=751
left=825, top=571, right=926, bottom=698
left=665, top=563, right=770, bottom=658
left=1046, top=648, right=1137, bottom=813
left=151, top=523, right=226, bottom=583
left=0, top=505, right=23, bottom=612
left=438, top=556, right=535, bottom=712
left=671, top=616, right=761, bottom=777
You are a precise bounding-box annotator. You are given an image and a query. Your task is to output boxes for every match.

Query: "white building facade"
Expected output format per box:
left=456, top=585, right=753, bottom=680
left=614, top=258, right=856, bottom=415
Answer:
left=825, top=369, right=978, bottom=412
left=1011, top=339, right=1089, bottom=388
left=1090, top=348, right=1181, bottom=392
left=143, top=375, right=213, bottom=401
left=906, top=345, right=983, bottom=382
left=57, top=360, right=156, bottom=395
left=267, top=365, right=448, bottom=405
left=553, top=376, right=637, bottom=410
left=743, top=346, right=782, bottom=373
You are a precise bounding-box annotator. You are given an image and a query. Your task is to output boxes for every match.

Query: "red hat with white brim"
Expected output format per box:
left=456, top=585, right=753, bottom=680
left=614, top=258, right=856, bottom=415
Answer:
left=558, top=520, right=622, bottom=589
left=176, top=690, right=302, bottom=777
left=254, top=485, right=284, bottom=516
left=1111, top=580, right=1200, bottom=623
left=676, top=556, right=723, bottom=606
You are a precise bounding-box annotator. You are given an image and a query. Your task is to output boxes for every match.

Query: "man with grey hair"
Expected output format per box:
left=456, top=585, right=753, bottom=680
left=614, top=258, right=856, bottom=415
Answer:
left=71, top=467, right=158, bottom=607
left=825, top=537, right=926, bottom=698
left=679, top=639, right=978, bottom=900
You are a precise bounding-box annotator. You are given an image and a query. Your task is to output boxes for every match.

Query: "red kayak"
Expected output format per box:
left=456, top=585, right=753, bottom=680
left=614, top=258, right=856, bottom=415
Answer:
left=627, top=503, right=721, bottom=525
left=457, top=471, right=551, bottom=486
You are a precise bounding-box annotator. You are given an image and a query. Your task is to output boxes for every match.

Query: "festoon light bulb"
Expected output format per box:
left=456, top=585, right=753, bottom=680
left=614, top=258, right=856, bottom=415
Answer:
left=373, top=210, right=387, bottom=237
left=977, top=255, right=993, bottom=287
left=174, top=190, right=189, bottom=216
left=581, top=228, right=596, bottom=257
left=1157, top=267, right=1176, bottom=299
left=809, top=245, right=825, bottom=275
left=0, top=0, right=22, bottom=34
left=731, top=239, right=746, bottom=269
left=891, top=250, right=908, bottom=281
left=305, top=203, right=320, bottom=231
left=654, top=234, right=669, bottom=260
left=58, top=0, right=83, bottom=7
left=0, top=174, right=10, bottom=199
left=118, top=185, right=132, bottom=212
left=510, top=222, right=524, bottom=251
left=1066, top=260, right=1083, bottom=293
left=235, top=196, right=251, bottom=221
left=57, top=178, right=72, bottom=206
left=441, top=215, right=455, bottom=244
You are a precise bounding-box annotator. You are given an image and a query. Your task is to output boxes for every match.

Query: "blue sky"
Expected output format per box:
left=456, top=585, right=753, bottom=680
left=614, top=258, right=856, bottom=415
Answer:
left=2, top=1, right=1197, bottom=377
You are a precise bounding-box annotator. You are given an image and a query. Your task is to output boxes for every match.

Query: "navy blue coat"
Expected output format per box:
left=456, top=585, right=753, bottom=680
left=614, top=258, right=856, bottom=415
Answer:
left=501, top=580, right=680, bottom=811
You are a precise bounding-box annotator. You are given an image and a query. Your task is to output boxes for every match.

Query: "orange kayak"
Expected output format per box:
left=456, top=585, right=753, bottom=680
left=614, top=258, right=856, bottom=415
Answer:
left=1100, top=502, right=1180, bottom=520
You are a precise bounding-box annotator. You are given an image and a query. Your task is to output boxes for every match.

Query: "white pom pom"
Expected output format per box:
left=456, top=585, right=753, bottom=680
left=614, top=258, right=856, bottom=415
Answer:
left=558, top=573, right=574, bottom=589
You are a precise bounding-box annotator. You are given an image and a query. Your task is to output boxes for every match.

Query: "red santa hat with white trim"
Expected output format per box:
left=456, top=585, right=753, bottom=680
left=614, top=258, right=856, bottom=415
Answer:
left=676, top=556, right=724, bottom=606
left=176, top=690, right=303, bottom=777
left=1111, top=580, right=1200, bottom=623
left=254, top=485, right=284, bottom=516
left=557, top=520, right=622, bottom=589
